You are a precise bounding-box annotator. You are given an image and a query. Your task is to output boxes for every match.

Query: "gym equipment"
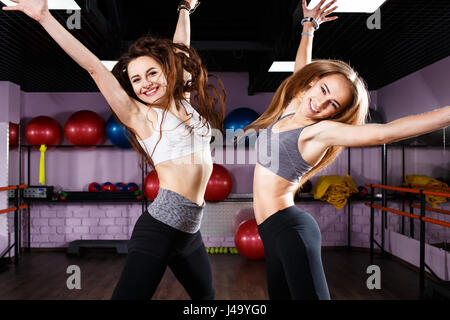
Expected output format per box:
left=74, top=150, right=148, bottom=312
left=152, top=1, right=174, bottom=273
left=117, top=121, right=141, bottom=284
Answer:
left=102, top=182, right=114, bottom=192
left=204, top=164, right=233, bottom=201
left=9, top=122, right=18, bottom=150
left=224, top=108, right=260, bottom=146
left=64, top=110, right=104, bottom=147
left=88, top=182, right=101, bottom=192
left=67, top=240, right=128, bottom=255
left=144, top=171, right=160, bottom=200
left=234, top=219, right=265, bottom=260
left=25, top=116, right=62, bottom=148
left=224, top=108, right=260, bottom=131
left=114, top=182, right=127, bottom=192
left=105, top=115, right=132, bottom=149
left=126, top=183, right=139, bottom=192
left=22, top=186, right=54, bottom=200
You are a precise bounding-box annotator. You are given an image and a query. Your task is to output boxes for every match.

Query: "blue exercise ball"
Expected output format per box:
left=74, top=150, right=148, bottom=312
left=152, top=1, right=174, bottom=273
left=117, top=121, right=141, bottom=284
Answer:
left=224, top=108, right=260, bottom=131
left=106, top=115, right=132, bottom=149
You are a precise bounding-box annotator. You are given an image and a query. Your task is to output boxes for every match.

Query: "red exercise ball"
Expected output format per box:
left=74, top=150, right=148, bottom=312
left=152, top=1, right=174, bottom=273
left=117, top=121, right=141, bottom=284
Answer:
left=9, top=122, right=19, bottom=150
left=25, top=116, right=62, bottom=148
left=234, top=219, right=265, bottom=260
left=64, top=110, right=104, bottom=147
left=144, top=171, right=160, bottom=200
left=204, top=164, right=233, bottom=201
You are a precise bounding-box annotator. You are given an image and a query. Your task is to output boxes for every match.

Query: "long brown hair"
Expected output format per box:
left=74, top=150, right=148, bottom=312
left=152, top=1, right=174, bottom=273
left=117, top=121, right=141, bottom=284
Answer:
left=243, top=59, right=370, bottom=189
left=111, top=36, right=226, bottom=170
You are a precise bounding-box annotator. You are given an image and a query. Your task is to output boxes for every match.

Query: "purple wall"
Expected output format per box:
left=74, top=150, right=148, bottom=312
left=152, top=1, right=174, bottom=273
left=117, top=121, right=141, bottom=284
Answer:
left=377, top=56, right=450, bottom=183
left=378, top=56, right=450, bottom=122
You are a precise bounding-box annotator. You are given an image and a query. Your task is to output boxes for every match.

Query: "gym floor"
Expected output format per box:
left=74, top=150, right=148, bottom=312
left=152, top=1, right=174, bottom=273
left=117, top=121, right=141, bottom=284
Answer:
left=0, top=249, right=420, bottom=300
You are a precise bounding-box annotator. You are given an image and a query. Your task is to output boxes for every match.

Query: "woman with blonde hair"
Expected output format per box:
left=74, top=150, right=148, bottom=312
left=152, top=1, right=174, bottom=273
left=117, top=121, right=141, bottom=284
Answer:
left=4, top=0, right=225, bottom=299
left=243, top=0, right=450, bottom=299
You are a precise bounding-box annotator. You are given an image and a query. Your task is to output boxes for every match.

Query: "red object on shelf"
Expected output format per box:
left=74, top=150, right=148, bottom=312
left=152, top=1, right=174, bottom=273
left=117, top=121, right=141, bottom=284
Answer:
left=144, top=171, right=159, bottom=200
left=25, top=116, right=62, bottom=149
left=102, top=182, right=114, bottom=192
left=204, top=164, right=233, bottom=201
left=234, top=219, right=265, bottom=260
left=9, top=122, right=19, bottom=150
left=88, top=182, right=102, bottom=192
left=64, top=110, right=104, bottom=148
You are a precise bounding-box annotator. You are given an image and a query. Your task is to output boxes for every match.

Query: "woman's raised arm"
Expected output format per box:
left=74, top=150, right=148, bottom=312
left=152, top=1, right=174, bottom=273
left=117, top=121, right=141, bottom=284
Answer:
left=3, top=0, right=139, bottom=126
left=294, top=0, right=338, bottom=73
left=173, top=0, right=200, bottom=47
left=172, top=0, right=200, bottom=101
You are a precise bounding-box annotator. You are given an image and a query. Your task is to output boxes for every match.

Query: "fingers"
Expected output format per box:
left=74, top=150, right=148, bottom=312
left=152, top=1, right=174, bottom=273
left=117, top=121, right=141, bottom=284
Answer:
left=323, top=6, right=338, bottom=16
left=321, top=0, right=337, bottom=13
left=316, top=0, right=327, bottom=10
left=2, top=5, right=21, bottom=11
left=323, top=16, right=338, bottom=22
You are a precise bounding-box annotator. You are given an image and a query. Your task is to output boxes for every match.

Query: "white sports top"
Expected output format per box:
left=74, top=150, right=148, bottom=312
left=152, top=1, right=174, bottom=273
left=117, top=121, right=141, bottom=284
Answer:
left=137, top=100, right=212, bottom=166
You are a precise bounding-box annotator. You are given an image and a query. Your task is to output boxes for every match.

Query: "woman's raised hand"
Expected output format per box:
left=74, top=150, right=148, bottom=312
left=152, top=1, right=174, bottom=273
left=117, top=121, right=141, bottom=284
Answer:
left=2, top=0, right=49, bottom=23
left=302, top=0, right=338, bottom=26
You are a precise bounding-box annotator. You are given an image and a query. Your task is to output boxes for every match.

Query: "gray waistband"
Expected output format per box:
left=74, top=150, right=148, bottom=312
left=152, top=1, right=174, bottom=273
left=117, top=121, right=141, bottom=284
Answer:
left=148, top=188, right=205, bottom=234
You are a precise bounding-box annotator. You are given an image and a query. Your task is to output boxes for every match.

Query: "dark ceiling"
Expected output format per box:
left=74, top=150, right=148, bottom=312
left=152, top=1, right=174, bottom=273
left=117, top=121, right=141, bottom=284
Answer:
left=0, top=0, right=449, bottom=94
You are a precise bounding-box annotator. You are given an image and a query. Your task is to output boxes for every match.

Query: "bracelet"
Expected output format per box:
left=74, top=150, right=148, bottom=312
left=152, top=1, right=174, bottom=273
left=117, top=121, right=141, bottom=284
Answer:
left=177, top=0, right=201, bottom=14
left=301, top=17, right=319, bottom=30
left=301, top=32, right=314, bottom=37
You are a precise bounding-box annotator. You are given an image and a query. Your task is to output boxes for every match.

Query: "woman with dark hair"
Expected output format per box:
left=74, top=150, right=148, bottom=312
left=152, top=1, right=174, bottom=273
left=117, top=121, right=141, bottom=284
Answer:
left=4, top=0, right=225, bottom=299
left=243, top=0, right=450, bottom=300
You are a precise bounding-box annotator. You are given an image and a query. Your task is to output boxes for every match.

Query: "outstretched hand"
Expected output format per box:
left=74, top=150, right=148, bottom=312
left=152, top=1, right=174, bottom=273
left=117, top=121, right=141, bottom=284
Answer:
left=2, top=0, right=49, bottom=22
left=302, top=0, right=338, bottom=26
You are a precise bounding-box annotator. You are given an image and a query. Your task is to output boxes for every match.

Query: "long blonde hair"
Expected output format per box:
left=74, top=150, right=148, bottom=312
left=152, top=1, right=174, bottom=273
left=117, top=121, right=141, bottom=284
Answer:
left=243, top=59, right=370, bottom=188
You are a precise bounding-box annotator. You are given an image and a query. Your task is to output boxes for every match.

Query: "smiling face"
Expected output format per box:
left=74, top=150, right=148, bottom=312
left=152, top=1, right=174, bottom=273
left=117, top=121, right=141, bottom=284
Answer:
left=127, top=55, right=168, bottom=104
left=298, top=74, right=353, bottom=120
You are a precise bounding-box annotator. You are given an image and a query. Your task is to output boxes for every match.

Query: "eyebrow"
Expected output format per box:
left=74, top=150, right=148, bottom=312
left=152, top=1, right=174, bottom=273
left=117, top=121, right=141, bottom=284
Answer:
left=324, top=83, right=342, bottom=108
left=130, top=67, right=156, bottom=80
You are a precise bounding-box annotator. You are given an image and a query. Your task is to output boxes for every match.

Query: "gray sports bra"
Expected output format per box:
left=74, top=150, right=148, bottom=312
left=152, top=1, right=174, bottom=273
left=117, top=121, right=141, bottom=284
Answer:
left=255, top=112, right=314, bottom=183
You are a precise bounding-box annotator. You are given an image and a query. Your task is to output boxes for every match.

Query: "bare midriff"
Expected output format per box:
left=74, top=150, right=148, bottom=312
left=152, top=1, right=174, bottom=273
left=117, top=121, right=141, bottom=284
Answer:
left=155, top=148, right=213, bottom=206
left=253, top=163, right=299, bottom=225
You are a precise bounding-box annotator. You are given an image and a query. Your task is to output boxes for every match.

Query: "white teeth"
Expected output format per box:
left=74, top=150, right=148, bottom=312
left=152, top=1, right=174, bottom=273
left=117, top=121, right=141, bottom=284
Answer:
left=144, top=87, right=157, bottom=95
left=310, top=100, right=319, bottom=113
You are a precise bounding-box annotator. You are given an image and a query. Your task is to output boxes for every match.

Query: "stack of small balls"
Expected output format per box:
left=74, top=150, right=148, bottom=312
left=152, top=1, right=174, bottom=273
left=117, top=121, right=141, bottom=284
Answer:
left=206, top=247, right=239, bottom=254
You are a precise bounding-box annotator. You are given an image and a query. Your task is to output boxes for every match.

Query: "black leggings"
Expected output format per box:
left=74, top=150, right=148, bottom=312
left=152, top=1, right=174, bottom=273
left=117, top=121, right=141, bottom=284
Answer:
left=111, top=212, right=214, bottom=300
left=257, top=205, right=330, bottom=300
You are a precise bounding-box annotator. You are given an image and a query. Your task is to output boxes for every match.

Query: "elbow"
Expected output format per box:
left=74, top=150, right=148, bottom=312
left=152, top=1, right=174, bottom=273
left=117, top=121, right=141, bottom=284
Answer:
left=377, top=125, right=390, bottom=145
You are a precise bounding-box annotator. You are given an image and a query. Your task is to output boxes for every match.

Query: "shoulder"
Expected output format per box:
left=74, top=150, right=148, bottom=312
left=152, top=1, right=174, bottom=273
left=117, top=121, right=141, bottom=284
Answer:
left=127, top=102, right=160, bottom=140
left=299, top=120, right=347, bottom=149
